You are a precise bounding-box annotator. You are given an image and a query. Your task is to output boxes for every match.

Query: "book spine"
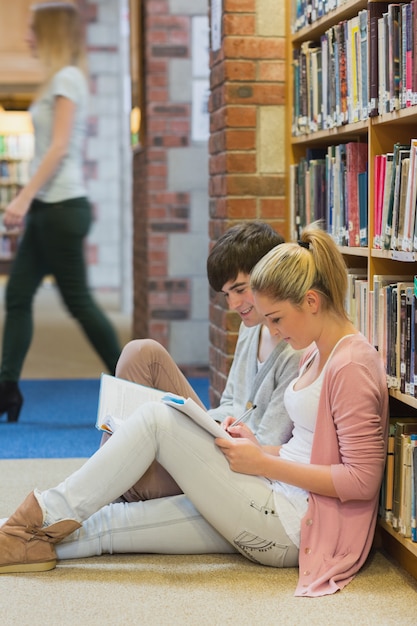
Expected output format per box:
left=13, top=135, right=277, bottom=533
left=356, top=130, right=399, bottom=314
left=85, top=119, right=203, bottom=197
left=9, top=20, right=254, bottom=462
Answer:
left=359, top=9, right=368, bottom=120
left=385, top=430, right=395, bottom=522
left=368, top=2, right=390, bottom=116
left=412, top=435, right=417, bottom=541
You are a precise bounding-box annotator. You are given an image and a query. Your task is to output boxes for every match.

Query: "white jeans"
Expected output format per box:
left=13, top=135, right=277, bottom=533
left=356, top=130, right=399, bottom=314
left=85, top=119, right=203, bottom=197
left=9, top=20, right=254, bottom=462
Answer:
left=39, top=402, right=298, bottom=567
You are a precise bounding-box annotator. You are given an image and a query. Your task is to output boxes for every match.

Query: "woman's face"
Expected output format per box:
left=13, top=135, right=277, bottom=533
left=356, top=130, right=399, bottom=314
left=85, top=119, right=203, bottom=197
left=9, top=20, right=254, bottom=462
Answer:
left=253, top=292, right=316, bottom=350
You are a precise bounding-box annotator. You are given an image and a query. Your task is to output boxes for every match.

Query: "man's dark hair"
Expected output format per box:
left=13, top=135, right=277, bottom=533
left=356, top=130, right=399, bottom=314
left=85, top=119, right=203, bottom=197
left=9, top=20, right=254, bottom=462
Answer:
left=207, top=221, right=285, bottom=292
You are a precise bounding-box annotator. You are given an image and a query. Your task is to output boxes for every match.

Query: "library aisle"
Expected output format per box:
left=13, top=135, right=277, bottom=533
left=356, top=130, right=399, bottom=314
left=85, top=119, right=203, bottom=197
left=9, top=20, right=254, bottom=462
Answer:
left=0, top=277, right=131, bottom=380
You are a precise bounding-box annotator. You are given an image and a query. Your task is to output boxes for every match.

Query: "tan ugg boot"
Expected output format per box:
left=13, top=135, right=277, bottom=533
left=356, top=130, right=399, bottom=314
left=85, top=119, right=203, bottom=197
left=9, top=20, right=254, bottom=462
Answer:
left=0, top=491, right=81, bottom=573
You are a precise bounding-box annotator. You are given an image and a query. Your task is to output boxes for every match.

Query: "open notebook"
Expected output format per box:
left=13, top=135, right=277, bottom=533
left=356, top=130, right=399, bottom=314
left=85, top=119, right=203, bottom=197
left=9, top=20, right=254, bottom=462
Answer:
left=96, top=374, right=231, bottom=440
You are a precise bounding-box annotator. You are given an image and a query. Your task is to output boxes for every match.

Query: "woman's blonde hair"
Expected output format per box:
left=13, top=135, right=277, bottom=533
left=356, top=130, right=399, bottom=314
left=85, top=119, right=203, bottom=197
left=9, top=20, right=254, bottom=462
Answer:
left=250, top=222, right=349, bottom=320
left=31, top=2, right=87, bottom=81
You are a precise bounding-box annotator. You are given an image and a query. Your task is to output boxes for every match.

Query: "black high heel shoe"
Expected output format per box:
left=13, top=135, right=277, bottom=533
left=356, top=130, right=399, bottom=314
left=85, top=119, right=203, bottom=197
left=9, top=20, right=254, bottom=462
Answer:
left=0, top=381, right=23, bottom=423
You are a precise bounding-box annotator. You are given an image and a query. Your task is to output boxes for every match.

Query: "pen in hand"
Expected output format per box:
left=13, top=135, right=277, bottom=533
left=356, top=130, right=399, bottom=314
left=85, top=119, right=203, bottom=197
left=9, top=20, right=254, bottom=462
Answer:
left=229, top=404, right=257, bottom=428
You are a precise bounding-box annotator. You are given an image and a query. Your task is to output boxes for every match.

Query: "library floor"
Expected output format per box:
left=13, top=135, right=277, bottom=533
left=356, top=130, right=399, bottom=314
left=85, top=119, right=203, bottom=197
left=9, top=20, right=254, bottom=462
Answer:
left=1, top=284, right=417, bottom=623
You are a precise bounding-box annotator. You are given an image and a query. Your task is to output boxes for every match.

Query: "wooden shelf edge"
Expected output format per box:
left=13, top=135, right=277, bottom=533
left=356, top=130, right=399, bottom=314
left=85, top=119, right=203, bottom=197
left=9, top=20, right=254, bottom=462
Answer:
left=389, top=389, right=417, bottom=409
left=291, top=119, right=369, bottom=145
left=379, top=519, right=417, bottom=579
left=291, top=0, right=367, bottom=43
left=339, top=246, right=369, bottom=258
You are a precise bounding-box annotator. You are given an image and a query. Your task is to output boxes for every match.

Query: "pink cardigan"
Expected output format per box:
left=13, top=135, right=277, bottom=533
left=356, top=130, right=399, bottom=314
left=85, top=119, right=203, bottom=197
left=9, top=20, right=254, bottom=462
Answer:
left=295, top=334, right=389, bottom=597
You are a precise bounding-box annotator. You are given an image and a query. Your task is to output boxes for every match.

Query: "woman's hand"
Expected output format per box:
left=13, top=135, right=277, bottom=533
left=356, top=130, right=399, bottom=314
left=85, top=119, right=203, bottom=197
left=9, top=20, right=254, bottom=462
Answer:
left=4, top=193, right=31, bottom=228
left=221, top=417, right=258, bottom=442
left=215, top=436, right=264, bottom=475
left=3, top=95, right=76, bottom=231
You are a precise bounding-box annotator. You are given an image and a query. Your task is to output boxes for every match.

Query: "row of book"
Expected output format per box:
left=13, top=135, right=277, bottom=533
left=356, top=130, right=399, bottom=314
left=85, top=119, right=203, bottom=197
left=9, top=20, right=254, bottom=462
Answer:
left=374, top=141, right=417, bottom=252
left=291, top=136, right=417, bottom=251
left=0, top=134, right=34, bottom=161
left=291, top=0, right=351, bottom=34
left=290, top=142, right=368, bottom=246
left=346, top=274, right=417, bottom=396
left=293, top=9, right=369, bottom=133
left=0, top=160, right=30, bottom=186
left=381, top=420, right=417, bottom=541
left=377, top=3, right=415, bottom=114
left=292, top=2, right=417, bottom=135
left=0, top=184, right=23, bottom=211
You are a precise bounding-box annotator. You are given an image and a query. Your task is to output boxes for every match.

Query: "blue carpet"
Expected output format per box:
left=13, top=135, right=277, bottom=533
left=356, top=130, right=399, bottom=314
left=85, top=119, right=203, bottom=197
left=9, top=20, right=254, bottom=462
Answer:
left=0, top=378, right=209, bottom=459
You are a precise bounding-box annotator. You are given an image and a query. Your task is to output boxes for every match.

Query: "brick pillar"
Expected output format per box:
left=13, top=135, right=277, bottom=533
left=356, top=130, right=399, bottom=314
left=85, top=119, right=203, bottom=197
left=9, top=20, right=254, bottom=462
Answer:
left=208, top=0, right=287, bottom=405
left=132, top=147, right=148, bottom=338
left=132, top=2, right=192, bottom=350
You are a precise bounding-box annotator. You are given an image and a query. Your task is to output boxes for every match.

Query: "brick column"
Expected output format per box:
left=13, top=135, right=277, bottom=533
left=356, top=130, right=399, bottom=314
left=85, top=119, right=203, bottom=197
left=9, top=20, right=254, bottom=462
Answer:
left=208, top=0, right=286, bottom=405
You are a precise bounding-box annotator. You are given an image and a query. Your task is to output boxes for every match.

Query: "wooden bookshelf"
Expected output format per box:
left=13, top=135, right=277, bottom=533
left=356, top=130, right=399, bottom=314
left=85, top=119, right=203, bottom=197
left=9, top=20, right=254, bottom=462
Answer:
left=286, top=0, right=417, bottom=579
left=0, top=111, right=33, bottom=273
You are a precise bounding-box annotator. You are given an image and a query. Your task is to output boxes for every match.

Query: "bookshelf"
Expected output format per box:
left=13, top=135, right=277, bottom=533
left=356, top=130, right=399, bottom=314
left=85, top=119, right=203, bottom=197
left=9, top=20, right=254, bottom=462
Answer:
left=286, top=0, right=417, bottom=579
left=0, top=110, right=33, bottom=272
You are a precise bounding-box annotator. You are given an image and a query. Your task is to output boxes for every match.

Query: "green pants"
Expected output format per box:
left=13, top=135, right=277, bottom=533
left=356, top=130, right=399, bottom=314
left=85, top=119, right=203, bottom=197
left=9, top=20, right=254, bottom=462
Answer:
left=0, top=197, right=121, bottom=381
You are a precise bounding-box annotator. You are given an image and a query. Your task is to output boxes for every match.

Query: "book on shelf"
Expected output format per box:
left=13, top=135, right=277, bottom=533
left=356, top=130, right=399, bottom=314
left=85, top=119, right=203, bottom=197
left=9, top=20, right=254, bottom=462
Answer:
left=368, top=1, right=390, bottom=117
left=352, top=277, right=369, bottom=338
left=358, top=169, right=368, bottom=246
left=334, top=143, right=348, bottom=245
left=387, top=4, right=401, bottom=112
left=373, top=153, right=386, bottom=248
left=347, top=14, right=360, bottom=124
left=412, top=436, right=417, bottom=541
left=96, top=373, right=231, bottom=440
left=301, top=40, right=320, bottom=134
left=401, top=2, right=413, bottom=108
left=413, top=0, right=417, bottom=101
left=383, top=426, right=395, bottom=522
left=381, top=420, right=417, bottom=540
left=390, top=146, right=410, bottom=250
left=309, top=45, right=322, bottom=132
left=371, top=274, right=413, bottom=351
left=394, top=153, right=411, bottom=251
left=399, top=432, right=414, bottom=537
left=397, top=283, right=415, bottom=394
left=402, top=139, right=417, bottom=252
left=404, top=286, right=415, bottom=396
left=383, top=144, right=409, bottom=250
left=320, top=32, right=329, bottom=130
left=392, top=421, right=417, bottom=532
left=346, top=142, right=368, bottom=247
left=292, top=48, right=301, bottom=136
left=336, top=20, right=348, bottom=126
left=327, top=24, right=337, bottom=129
left=345, top=269, right=368, bottom=330
left=290, top=149, right=327, bottom=235
left=378, top=152, right=394, bottom=249
left=359, top=9, right=369, bottom=121
left=377, top=13, right=388, bottom=114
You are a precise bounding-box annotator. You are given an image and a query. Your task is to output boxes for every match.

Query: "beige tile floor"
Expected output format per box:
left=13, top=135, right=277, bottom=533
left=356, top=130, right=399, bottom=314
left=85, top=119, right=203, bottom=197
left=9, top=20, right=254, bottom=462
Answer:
left=0, top=277, right=132, bottom=379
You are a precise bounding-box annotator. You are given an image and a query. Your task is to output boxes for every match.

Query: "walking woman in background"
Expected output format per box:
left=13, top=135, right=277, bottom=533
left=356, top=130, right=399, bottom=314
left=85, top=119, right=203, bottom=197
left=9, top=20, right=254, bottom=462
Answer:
left=0, top=2, right=121, bottom=422
left=0, top=223, right=388, bottom=597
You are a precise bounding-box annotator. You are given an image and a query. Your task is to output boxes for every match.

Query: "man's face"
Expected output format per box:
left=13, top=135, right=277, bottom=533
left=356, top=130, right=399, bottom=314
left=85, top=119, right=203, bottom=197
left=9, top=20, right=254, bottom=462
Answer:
left=221, top=272, right=263, bottom=327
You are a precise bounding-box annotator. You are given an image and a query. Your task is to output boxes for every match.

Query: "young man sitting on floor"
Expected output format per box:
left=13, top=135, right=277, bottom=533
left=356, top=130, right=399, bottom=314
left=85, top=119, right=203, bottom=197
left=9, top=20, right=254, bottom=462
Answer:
left=101, top=221, right=302, bottom=502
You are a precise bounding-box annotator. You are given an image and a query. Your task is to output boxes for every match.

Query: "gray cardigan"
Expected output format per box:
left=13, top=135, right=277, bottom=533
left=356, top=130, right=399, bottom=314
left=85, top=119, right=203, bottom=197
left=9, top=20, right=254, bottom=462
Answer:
left=209, top=323, right=302, bottom=446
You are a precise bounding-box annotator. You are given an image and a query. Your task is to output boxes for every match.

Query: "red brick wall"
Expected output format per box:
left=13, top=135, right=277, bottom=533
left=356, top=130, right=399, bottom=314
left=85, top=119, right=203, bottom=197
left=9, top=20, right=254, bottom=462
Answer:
left=132, top=2, right=193, bottom=352
left=208, top=0, right=287, bottom=405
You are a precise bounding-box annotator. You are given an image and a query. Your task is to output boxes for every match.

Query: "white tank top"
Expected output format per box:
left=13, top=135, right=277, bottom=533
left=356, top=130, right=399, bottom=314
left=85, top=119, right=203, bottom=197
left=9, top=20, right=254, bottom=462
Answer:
left=273, top=336, right=354, bottom=546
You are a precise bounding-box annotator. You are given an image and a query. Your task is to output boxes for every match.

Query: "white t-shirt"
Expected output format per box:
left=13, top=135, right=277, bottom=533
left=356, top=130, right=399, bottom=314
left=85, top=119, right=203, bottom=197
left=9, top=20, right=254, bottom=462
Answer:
left=30, top=66, right=88, bottom=202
